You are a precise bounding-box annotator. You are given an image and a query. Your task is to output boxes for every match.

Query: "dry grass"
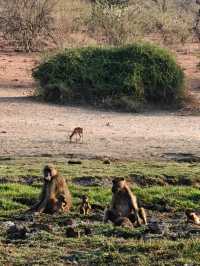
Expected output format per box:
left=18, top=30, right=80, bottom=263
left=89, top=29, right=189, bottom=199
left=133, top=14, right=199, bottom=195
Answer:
left=0, top=0, right=196, bottom=51
left=52, top=0, right=94, bottom=48
left=51, top=0, right=196, bottom=48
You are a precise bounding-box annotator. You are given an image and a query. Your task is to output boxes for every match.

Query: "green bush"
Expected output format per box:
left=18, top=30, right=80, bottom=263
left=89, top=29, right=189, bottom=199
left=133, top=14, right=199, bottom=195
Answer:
left=33, top=43, right=185, bottom=109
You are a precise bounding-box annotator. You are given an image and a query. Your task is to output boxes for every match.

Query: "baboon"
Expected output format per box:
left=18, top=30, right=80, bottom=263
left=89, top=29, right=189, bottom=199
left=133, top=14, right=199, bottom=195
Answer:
left=69, top=127, right=83, bottom=143
left=29, top=165, right=72, bottom=214
left=185, top=210, right=200, bottom=225
left=104, top=177, right=147, bottom=226
left=114, top=217, right=133, bottom=229
left=57, top=194, right=68, bottom=212
left=139, top=207, right=148, bottom=225
left=66, top=227, right=80, bottom=238
left=79, top=195, right=91, bottom=215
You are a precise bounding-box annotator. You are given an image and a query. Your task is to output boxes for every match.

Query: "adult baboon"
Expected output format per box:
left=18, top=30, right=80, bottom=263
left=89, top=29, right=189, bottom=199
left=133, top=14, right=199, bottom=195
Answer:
left=79, top=195, right=91, bottom=215
left=104, top=177, right=147, bottom=226
left=29, top=165, right=72, bottom=214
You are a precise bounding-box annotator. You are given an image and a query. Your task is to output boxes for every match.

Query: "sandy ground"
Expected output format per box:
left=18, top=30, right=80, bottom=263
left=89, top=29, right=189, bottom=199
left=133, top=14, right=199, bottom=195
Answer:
left=0, top=45, right=200, bottom=161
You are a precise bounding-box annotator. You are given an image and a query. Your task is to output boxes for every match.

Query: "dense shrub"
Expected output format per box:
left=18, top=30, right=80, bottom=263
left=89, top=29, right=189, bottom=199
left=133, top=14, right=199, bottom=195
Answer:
left=33, top=43, right=185, bottom=109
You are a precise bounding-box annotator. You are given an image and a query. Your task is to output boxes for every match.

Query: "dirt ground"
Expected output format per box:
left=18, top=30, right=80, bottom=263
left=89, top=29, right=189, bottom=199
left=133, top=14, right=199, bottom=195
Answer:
left=0, top=43, right=200, bottom=161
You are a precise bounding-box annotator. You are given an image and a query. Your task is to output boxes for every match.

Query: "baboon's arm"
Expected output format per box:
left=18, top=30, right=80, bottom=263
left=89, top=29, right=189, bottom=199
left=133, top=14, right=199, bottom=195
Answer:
left=127, top=188, right=139, bottom=212
left=39, top=179, right=57, bottom=212
left=33, top=181, right=54, bottom=213
left=110, top=195, right=116, bottom=209
left=28, top=184, right=46, bottom=212
left=48, top=179, right=56, bottom=198
left=33, top=188, right=49, bottom=212
left=127, top=188, right=142, bottom=225
left=103, top=208, right=109, bottom=223
left=29, top=201, right=42, bottom=212
left=139, top=208, right=147, bottom=225
left=34, top=199, right=47, bottom=213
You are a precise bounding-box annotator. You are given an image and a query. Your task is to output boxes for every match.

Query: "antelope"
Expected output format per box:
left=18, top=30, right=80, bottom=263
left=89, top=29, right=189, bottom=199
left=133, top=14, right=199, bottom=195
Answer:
left=69, top=127, right=83, bottom=143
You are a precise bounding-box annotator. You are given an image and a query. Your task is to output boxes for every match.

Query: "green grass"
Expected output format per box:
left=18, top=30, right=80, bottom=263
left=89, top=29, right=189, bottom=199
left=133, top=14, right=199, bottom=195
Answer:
left=0, top=157, right=200, bottom=265
left=0, top=157, right=200, bottom=183
left=1, top=226, right=200, bottom=265
left=1, top=183, right=200, bottom=215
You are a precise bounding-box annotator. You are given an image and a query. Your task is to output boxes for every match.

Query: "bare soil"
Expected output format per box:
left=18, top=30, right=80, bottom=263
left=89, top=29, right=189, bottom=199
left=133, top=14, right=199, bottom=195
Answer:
left=0, top=43, right=200, bottom=161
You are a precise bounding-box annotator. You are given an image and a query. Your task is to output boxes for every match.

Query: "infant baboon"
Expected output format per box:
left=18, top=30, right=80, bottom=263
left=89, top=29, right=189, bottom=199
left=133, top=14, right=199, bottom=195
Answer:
left=69, top=127, right=83, bottom=143
left=29, top=165, right=72, bottom=214
left=185, top=210, right=200, bottom=225
left=104, top=177, right=147, bottom=226
left=79, top=195, right=91, bottom=215
left=114, top=217, right=133, bottom=229
left=57, top=194, right=68, bottom=212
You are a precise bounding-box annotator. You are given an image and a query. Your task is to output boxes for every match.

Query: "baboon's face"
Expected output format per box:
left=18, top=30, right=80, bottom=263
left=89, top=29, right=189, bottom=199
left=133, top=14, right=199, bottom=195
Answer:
left=43, top=165, right=57, bottom=181
left=58, top=194, right=66, bottom=204
left=82, top=195, right=88, bottom=202
left=185, top=209, right=193, bottom=217
left=112, top=178, right=125, bottom=193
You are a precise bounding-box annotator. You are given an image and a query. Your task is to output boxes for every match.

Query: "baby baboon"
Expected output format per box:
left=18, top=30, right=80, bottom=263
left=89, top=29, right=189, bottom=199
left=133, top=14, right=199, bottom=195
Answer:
left=69, top=127, right=83, bottom=143
left=29, top=165, right=72, bottom=214
left=185, top=210, right=200, bottom=225
left=114, top=217, right=133, bottom=229
left=104, top=177, right=147, bottom=226
left=79, top=195, right=91, bottom=215
left=66, top=227, right=80, bottom=238
left=122, top=206, right=147, bottom=226
left=57, top=194, right=68, bottom=212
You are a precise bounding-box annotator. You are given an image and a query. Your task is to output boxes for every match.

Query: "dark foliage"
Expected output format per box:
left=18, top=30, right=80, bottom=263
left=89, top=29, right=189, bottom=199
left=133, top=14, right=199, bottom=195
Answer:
left=33, top=43, right=185, bottom=110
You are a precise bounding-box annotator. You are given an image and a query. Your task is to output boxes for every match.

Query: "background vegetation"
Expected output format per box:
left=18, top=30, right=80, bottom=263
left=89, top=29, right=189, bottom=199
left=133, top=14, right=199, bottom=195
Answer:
left=33, top=43, right=185, bottom=110
left=0, top=1, right=199, bottom=265
left=0, top=0, right=198, bottom=51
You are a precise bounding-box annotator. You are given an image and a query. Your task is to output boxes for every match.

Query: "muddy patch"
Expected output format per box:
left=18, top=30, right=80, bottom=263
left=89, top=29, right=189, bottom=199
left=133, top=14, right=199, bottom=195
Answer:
left=13, top=197, right=35, bottom=207
left=129, top=173, right=200, bottom=187
left=0, top=175, right=41, bottom=185
left=163, top=153, right=200, bottom=163
left=73, top=176, right=111, bottom=187
left=2, top=210, right=200, bottom=243
left=130, top=174, right=166, bottom=186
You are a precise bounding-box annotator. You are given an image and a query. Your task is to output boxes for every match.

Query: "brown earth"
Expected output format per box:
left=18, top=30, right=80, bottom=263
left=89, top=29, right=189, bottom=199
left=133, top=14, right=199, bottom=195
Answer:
left=0, top=42, right=200, bottom=161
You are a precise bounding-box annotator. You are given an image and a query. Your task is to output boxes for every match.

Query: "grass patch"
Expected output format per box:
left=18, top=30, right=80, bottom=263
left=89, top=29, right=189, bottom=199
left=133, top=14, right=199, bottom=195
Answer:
left=0, top=157, right=200, bottom=265
left=0, top=157, right=200, bottom=185
left=1, top=231, right=200, bottom=265
left=1, top=182, right=200, bottom=216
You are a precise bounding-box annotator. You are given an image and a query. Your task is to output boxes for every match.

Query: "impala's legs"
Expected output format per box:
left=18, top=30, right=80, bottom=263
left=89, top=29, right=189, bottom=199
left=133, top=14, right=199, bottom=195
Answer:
left=70, top=129, right=83, bottom=144
left=78, top=133, right=82, bottom=143
left=78, top=132, right=83, bottom=143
